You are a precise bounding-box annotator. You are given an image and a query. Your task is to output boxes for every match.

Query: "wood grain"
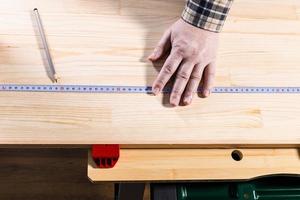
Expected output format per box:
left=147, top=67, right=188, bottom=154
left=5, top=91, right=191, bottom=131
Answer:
left=88, top=148, right=300, bottom=181
left=1, top=0, right=300, bottom=145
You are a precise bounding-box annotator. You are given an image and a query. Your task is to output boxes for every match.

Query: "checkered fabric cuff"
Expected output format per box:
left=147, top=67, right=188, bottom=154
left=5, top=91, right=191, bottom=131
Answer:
left=182, top=0, right=233, bottom=32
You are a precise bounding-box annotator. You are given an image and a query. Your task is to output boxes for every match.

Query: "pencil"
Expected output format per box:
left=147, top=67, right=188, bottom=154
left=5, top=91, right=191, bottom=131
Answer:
left=33, top=8, right=59, bottom=83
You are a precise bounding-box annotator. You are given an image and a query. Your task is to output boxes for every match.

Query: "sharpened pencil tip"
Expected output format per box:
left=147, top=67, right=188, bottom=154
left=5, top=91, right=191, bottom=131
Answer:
left=53, top=74, right=60, bottom=83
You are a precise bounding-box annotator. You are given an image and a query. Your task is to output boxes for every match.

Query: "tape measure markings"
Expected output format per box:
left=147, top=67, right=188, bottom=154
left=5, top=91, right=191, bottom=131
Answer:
left=1, top=84, right=300, bottom=93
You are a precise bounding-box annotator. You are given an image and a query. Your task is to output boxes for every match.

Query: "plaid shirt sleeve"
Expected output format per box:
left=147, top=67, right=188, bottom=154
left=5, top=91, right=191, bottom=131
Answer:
left=182, top=0, right=234, bottom=32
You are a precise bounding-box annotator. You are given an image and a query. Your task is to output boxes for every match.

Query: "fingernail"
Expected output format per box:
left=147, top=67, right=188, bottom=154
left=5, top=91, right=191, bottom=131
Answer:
left=183, top=96, right=192, bottom=105
left=150, top=48, right=160, bottom=60
left=170, top=102, right=178, bottom=106
left=148, top=53, right=155, bottom=60
left=170, top=96, right=179, bottom=106
left=152, top=87, right=160, bottom=95
left=203, top=89, right=210, bottom=97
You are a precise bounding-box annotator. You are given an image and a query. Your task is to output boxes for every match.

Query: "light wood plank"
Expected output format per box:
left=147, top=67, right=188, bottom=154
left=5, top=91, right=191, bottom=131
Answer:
left=1, top=93, right=300, bottom=145
left=229, top=0, right=299, bottom=20
left=0, top=0, right=120, bottom=15
left=88, top=148, right=300, bottom=181
left=1, top=0, right=300, bottom=145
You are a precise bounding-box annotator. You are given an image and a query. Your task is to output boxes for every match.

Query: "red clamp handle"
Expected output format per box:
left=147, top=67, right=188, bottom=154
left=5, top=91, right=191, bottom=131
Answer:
left=92, top=144, right=120, bottom=168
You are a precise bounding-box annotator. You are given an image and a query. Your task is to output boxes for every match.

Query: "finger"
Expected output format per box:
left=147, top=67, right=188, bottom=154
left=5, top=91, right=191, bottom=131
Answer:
left=182, top=63, right=205, bottom=105
left=148, top=29, right=171, bottom=61
left=202, top=61, right=216, bottom=97
left=152, top=52, right=183, bottom=95
left=170, top=61, right=194, bottom=106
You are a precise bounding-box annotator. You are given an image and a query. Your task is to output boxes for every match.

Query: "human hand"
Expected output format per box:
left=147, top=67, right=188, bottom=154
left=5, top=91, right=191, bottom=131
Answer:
left=148, top=18, right=219, bottom=106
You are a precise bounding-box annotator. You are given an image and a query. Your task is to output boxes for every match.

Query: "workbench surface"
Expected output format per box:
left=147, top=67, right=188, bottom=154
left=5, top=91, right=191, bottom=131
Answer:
left=1, top=0, right=300, bottom=145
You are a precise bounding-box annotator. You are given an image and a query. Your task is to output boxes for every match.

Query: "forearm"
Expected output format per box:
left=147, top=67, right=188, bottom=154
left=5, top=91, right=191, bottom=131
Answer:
left=181, top=0, right=234, bottom=32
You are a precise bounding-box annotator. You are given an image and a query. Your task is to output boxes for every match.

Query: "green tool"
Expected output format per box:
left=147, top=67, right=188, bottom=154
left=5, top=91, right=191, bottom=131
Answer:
left=151, top=176, right=300, bottom=200
left=177, top=176, right=300, bottom=200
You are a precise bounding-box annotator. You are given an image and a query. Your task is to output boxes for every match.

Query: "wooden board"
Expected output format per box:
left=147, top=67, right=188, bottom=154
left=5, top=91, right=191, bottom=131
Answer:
left=1, top=0, right=300, bottom=145
left=88, top=148, right=300, bottom=181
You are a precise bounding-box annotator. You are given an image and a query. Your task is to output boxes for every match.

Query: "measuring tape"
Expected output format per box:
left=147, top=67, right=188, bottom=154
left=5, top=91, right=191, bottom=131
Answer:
left=1, top=84, right=300, bottom=94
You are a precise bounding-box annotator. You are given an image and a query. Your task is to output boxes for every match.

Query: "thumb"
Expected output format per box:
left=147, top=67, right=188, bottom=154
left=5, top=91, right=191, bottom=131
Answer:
left=148, top=29, right=171, bottom=61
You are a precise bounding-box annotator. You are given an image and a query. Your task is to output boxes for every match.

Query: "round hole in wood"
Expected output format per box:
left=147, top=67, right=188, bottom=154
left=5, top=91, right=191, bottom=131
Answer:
left=231, top=150, right=243, bottom=161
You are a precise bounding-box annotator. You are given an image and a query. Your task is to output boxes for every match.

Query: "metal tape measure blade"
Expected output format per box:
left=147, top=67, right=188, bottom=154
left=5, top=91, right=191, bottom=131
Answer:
left=1, top=84, right=300, bottom=93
